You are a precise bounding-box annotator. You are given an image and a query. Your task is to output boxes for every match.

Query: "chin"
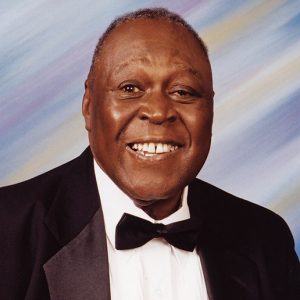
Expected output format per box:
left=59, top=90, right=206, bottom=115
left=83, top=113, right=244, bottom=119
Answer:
left=122, top=177, right=186, bottom=202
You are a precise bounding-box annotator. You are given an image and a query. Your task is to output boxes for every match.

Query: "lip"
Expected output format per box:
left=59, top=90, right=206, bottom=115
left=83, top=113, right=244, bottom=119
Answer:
left=126, top=137, right=184, bottom=147
left=125, top=144, right=183, bottom=162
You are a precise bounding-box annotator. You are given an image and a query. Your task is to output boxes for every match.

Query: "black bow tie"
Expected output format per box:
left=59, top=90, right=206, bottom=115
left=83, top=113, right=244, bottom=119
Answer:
left=115, top=213, right=202, bottom=252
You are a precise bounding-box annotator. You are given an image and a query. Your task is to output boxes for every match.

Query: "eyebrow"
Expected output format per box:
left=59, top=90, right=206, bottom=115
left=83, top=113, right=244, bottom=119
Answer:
left=112, top=58, right=204, bottom=82
left=113, top=57, right=152, bottom=75
left=172, top=62, right=204, bottom=81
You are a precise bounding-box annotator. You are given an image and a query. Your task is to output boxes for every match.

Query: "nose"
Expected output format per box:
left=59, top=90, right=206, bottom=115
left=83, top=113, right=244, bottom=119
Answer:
left=138, top=92, right=177, bottom=124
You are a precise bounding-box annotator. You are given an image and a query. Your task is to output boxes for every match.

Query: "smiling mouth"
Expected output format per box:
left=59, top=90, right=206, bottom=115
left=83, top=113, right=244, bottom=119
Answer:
left=127, top=142, right=182, bottom=156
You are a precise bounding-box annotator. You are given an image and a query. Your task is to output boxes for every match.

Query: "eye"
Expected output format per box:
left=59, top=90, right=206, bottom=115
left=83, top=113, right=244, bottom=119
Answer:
left=169, top=85, right=201, bottom=103
left=117, top=82, right=144, bottom=99
left=174, top=89, right=194, bottom=97
left=171, top=88, right=198, bottom=99
left=121, top=84, right=140, bottom=93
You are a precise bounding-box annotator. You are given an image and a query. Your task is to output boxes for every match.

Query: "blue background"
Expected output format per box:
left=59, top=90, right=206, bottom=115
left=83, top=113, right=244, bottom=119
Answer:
left=1, top=0, right=299, bottom=256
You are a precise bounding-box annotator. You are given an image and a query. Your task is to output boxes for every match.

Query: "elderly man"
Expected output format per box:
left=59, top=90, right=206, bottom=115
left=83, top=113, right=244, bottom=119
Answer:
left=0, top=8, right=299, bottom=300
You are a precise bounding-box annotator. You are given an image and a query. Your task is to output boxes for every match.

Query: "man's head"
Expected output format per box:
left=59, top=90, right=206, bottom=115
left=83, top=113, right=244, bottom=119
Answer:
left=87, top=8, right=209, bottom=85
left=82, top=8, right=214, bottom=218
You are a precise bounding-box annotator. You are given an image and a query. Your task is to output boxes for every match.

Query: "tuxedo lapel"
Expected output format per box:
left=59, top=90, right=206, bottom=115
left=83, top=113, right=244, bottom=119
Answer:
left=188, top=179, right=262, bottom=300
left=43, top=148, right=110, bottom=300
left=44, top=148, right=100, bottom=246
left=44, top=209, right=110, bottom=300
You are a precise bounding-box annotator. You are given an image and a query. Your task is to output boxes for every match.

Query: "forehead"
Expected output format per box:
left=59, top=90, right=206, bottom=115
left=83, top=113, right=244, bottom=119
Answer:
left=97, top=19, right=209, bottom=72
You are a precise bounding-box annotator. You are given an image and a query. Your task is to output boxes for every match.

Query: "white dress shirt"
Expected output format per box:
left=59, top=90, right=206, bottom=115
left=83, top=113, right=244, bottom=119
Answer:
left=94, top=160, right=208, bottom=300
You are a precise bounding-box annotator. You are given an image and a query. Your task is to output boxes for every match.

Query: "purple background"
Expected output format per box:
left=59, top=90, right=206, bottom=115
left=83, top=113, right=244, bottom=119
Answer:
left=1, top=0, right=299, bottom=255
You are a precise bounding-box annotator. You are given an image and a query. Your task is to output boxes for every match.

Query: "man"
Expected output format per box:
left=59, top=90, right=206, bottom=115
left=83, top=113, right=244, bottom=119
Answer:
left=0, top=8, right=299, bottom=300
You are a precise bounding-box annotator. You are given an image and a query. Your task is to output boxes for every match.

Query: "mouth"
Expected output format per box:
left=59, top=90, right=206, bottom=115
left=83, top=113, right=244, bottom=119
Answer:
left=127, top=142, right=183, bottom=157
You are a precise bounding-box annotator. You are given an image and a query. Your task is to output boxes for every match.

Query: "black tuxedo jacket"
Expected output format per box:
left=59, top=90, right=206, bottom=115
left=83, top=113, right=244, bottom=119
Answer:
left=1, top=147, right=299, bottom=300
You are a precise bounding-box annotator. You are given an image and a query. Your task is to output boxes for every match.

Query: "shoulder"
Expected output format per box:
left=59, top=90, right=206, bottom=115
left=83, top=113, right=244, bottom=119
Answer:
left=191, top=179, right=300, bottom=298
left=189, top=178, right=295, bottom=247
left=0, top=149, right=90, bottom=280
left=0, top=148, right=91, bottom=231
left=0, top=151, right=91, bottom=298
left=190, top=177, right=286, bottom=222
left=0, top=156, right=75, bottom=211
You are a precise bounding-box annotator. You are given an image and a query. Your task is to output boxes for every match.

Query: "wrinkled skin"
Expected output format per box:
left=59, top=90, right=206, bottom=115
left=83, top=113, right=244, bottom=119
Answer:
left=82, top=19, right=214, bottom=219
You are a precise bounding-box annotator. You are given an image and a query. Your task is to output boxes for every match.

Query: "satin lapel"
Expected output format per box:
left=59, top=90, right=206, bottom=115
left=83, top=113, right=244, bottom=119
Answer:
left=44, top=209, right=110, bottom=300
left=43, top=148, right=110, bottom=299
left=188, top=179, right=262, bottom=300
left=44, top=148, right=100, bottom=246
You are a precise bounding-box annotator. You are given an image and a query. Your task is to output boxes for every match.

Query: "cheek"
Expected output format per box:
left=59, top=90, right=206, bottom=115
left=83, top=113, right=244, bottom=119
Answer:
left=92, top=101, right=121, bottom=137
left=88, top=90, right=135, bottom=174
left=182, top=106, right=213, bottom=145
left=91, top=98, right=140, bottom=150
left=183, top=113, right=212, bottom=177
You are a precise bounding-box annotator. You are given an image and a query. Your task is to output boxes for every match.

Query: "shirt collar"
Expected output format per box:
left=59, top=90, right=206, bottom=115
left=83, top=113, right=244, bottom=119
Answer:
left=93, top=160, right=190, bottom=248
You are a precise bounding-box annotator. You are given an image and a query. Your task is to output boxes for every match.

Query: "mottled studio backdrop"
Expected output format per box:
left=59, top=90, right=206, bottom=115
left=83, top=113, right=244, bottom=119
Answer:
left=1, top=0, right=299, bottom=255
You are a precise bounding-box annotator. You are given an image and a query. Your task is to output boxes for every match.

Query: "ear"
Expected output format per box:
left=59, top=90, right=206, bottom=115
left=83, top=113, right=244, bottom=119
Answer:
left=82, top=80, right=92, bottom=131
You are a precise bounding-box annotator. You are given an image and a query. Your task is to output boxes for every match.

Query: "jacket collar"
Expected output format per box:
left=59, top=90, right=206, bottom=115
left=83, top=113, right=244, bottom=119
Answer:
left=44, top=209, right=111, bottom=300
left=188, top=179, right=262, bottom=300
left=44, top=147, right=100, bottom=246
left=43, top=147, right=110, bottom=300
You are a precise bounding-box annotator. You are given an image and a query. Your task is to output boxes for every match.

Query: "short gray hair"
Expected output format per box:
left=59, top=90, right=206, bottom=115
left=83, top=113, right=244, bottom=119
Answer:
left=87, top=7, right=209, bottom=84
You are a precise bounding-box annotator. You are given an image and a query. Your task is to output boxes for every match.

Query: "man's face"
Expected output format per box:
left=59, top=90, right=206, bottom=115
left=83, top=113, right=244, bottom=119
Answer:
left=83, top=19, right=214, bottom=204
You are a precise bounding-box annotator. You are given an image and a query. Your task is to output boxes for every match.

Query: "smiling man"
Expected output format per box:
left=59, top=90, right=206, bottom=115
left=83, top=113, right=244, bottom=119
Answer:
left=0, top=8, right=299, bottom=300
left=83, top=12, right=213, bottom=220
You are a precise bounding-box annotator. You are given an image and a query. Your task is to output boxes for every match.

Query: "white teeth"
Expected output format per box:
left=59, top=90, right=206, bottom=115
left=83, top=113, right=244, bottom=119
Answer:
left=130, top=142, right=180, bottom=154
left=163, top=144, right=168, bottom=152
left=142, top=143, right=149, bottom=152
left=156, top=143, right=164, bottom=153
left=148, top=143, right=155, bottom=153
